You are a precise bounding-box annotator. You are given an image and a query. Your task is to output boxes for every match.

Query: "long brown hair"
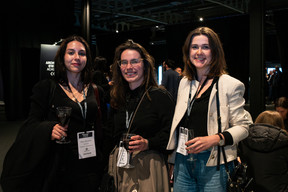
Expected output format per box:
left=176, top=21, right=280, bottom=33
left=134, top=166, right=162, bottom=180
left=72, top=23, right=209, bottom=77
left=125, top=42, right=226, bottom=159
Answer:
left=110, top=40, right=158, bottom=109
left=255, top=110, right=285, bottom=130
left=182, top=27, right=227, bottom=81
left=54, top=35, right=92, bottom=86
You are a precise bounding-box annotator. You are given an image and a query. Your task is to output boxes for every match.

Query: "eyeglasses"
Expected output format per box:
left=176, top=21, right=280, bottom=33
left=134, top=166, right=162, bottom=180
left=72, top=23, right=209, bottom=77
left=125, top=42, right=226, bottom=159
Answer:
left=118, top=58, right=143, bottom=67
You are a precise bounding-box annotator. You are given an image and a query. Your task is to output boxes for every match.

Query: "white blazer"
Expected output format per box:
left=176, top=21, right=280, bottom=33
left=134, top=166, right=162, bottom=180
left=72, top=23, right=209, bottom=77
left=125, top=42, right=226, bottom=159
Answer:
left=167, top=74, right=252, bottom=166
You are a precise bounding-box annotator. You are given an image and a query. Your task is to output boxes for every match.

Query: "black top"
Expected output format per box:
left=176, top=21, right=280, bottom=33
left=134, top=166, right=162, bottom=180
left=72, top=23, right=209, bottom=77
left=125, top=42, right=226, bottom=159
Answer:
left=106, top=86, right=175, bottom=154
left=180, top=78, right=216, bottom=137
left=50, top=82, right=102, bottom=174
left=1, top=79, right=105, bottom=192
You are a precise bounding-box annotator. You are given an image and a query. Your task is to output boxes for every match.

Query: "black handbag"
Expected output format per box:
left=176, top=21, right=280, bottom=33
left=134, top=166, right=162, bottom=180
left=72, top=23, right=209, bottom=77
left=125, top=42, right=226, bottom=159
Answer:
left=215, top=79, right=253, bottom=192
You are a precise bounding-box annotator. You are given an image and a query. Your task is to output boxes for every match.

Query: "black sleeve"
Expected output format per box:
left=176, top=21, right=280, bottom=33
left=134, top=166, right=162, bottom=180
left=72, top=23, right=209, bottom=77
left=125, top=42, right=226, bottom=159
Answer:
left=0, top=80, right=57, bottom=191
left=148, top=89, right=175, bottom=153
left=222, top=131, right=233, bottom=146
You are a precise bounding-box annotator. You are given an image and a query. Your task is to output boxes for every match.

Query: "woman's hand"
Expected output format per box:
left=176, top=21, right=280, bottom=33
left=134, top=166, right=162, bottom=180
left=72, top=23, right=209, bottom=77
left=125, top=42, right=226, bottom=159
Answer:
left=129, top=135, right=149, bottom=152
left=51, top=124, right=68, bottom=140
left=185, top=135, right=220, bottom=154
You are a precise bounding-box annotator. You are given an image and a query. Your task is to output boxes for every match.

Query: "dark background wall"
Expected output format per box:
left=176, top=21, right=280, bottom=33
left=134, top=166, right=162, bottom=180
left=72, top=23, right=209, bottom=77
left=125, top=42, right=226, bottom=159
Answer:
left=95, top=15, right=250, bottom=99
left=0, top=0, right=75, bottom=120
left=0, top=1, right=287, bottom=121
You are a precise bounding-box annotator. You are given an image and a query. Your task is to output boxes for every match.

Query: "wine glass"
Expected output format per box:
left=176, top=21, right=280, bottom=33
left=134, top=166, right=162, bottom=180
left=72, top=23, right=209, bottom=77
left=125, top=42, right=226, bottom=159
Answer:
left=56, top=106, right=72, bottom=144
left=122, top=133, right=136, bottom=168
left=187, top=129, right=196, bottom=162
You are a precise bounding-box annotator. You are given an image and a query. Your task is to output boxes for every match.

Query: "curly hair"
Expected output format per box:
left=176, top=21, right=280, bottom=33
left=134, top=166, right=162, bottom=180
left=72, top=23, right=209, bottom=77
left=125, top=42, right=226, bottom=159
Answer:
left=110, top=40, right=158, bottom=109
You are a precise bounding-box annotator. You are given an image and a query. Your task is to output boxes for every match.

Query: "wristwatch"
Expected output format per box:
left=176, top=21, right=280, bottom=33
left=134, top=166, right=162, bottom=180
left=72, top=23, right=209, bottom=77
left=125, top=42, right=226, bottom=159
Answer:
left=217, top=133, right=225, bottom=146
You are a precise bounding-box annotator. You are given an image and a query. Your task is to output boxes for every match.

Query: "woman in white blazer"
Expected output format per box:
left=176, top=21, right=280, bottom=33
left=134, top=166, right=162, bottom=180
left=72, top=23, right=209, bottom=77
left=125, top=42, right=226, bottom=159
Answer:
left=166, top=27, right=252, bottom=192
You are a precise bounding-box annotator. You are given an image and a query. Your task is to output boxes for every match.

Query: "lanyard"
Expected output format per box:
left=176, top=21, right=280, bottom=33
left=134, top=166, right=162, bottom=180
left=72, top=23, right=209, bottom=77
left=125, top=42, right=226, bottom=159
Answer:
left=126, top=111, right=134, bottom=129
left=187, top=77, right=208, bottom=117
left=69, top=85, right=87, bottom=120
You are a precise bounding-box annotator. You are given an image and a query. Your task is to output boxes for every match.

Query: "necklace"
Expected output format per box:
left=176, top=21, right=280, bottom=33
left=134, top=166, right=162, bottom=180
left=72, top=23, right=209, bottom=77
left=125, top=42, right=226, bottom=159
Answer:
left=69, top=81, right=83, bottom=92
left=68, top=84, right=87, bottom=120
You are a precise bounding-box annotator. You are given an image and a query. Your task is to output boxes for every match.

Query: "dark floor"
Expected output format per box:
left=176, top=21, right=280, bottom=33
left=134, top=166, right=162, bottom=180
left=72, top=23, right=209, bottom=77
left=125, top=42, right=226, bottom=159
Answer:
left=0, top=121, right=22, bottom=192
left=0, top=104, right=23, bottom=192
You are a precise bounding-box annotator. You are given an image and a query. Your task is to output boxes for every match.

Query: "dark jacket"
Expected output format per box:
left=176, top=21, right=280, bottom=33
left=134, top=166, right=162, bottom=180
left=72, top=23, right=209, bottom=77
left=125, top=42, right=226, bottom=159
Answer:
left=161, top=69, right=180, bottom=101
left=240, top=123, right=288, bottom=192
left=105, top=86, right=175, bottom=155
left=0, top=79, right=106, bottom=192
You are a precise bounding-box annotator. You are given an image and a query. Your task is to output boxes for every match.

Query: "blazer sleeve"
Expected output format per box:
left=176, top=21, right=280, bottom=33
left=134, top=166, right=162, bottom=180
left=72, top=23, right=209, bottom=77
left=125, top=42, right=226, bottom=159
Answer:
left=219, top=75, right=252, bottom=145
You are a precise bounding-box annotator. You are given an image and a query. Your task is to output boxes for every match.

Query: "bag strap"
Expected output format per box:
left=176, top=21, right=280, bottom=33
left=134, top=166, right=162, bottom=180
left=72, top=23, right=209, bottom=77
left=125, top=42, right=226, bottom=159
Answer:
left=126, top=86, right=151, bottom=134
left=215, top=78, right=231, bottom=179
left=91, top=83, right=103, bottom=140
left=215, top=78, right=221, bottom=171
left=91, top=84, right=101, bottom=113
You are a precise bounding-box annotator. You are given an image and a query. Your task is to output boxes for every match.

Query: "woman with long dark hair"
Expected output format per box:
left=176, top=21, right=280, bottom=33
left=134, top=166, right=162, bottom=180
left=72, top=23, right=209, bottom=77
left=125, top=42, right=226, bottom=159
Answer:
left=1, top=35, right=105, bottom=192
left=106, top=40, right=175, bottom=192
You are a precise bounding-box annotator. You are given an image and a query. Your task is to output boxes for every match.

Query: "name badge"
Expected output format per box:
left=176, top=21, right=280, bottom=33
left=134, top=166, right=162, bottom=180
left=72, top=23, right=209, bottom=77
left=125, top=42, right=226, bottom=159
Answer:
left=176, top=127, right=188, bottom=156
left=117, top=141, right=128, bottom=167
left=77, top=131, right=96, bottom=159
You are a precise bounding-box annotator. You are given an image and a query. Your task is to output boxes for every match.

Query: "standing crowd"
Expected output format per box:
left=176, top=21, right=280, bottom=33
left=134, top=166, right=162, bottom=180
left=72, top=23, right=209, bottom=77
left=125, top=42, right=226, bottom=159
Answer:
left=1, top=27, right=288, bottom=192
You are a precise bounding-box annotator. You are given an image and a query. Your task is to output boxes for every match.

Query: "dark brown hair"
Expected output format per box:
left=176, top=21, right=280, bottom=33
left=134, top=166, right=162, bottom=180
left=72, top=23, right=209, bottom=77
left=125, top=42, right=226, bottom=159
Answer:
left=182, top=27, right=227, bottom=81
left=54, top=35, right=92, bottom=86
left=110, top=40, right=157, bottom=109
left=275, top=97, right=288, bottom=109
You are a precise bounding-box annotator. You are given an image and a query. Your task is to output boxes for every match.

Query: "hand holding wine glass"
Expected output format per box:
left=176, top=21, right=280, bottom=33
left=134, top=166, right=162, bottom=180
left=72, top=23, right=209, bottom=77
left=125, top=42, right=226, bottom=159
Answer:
left=186, top=129, right=197, bottom=162
left=122, top=133, right=136, bottom=168
left=56, top=106, right=72, bottom=144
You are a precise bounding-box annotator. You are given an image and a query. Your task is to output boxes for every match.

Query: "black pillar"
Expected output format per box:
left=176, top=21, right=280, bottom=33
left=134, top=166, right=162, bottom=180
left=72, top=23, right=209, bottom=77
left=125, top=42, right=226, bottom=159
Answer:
left=82, top=0, right=91, bottom=44
left=249, top=0, right=265, bottom=120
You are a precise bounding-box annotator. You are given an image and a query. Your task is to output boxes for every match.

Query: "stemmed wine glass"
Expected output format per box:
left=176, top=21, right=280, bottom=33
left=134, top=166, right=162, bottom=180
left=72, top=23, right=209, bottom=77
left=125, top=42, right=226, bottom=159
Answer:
left=122, top=133, right=136, bottom=168
left=187, top=129, right=196, bottom=162
left=56, top=106, right=72, bottom=144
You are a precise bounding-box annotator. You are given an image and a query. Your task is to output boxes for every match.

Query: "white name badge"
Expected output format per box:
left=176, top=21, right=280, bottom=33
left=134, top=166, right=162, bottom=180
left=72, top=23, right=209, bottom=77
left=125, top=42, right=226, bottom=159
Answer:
left=117, top=141, right=128, bottom=167
left=77, top=131, right=96, bottom=159
left=176, top=127, right=188, bottom=156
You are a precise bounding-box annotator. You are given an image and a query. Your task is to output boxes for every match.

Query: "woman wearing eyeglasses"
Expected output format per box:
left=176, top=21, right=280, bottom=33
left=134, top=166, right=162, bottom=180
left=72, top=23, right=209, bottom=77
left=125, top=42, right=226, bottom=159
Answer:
left=104, top=40, right=175, bottom=192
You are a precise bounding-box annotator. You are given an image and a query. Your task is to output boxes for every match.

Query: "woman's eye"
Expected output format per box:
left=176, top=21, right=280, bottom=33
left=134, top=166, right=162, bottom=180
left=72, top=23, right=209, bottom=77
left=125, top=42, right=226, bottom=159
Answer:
left=79, top=52, right=86, bottom=56
left=191, top=45, right=198, bottom=49
left=202, top=45, right=210, bottom=50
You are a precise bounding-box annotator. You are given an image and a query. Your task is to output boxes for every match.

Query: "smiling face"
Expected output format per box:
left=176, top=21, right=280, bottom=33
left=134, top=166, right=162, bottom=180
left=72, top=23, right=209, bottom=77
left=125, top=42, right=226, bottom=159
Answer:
left=120, top=49, right=144, bottom=90
left=189, top=35, right=212, bottom=73
left=64, top=40, right=87, bottom=75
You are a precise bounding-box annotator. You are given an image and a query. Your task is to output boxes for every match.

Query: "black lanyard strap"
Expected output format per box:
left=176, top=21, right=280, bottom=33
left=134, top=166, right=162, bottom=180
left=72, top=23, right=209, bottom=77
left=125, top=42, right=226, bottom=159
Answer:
left=187, top=77, right=209, bottom=117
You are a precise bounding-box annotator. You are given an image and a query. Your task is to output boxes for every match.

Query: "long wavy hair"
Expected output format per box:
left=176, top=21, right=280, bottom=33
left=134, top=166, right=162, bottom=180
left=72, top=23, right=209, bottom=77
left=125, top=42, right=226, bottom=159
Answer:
left=110, top=40, right=158, bottom=109
left=182, top=27, right=227, bottom=81
left=54, top=35, right=93, bottom=86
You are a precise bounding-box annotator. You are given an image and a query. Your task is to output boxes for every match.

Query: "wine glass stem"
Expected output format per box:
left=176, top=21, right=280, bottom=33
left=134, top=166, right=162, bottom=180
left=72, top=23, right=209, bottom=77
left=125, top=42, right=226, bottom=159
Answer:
left=128, top=152, right=132, bottom=164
